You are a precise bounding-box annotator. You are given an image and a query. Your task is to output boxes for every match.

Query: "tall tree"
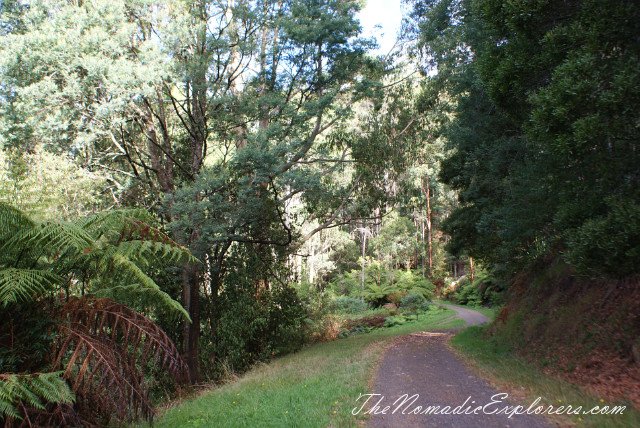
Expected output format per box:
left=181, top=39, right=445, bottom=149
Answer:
left=0, top=0, right=380, bottom=378
left=406, top=0, right=640, bottom=277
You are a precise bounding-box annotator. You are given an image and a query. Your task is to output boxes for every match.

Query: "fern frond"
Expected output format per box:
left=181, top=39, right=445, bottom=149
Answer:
left=51, top=297, right=189, bottom=424
left=78, top=209, right=154, bottom=235
left=109, top=239, right=195, bottom=266
left=0, top=268, right=61, bottom=305
left=408, top=286, right=431, bottom=298
left=35, top=221, right=95, bottom=254
left=2, top=221, right=95, bottom=259
left=95, top=283, right=190, bottom=322
left=0, top=372, right=74, bottom=422
left=107, top=254, right=190, bottom=319
left=0, top=203, right=34, bottom=243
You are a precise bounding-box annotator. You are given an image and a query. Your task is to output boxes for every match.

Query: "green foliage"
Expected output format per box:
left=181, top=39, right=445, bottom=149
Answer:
left=329, top=296, right=367, bottom=314
left=371, top=214, right=420, bottom=269
left=363, top=283, right=398, bottom=307
left=0, top=305, right=54, bottom=373
left=0, top=372, right=73, bottom=421
left=329, top=241, right=361, bottom=275
left=383, top=315, right=406, bottom=328
left=453, top=278, right=482, bottom=307
left=565, top=198, right=640, bottom=277
left=0, top=202, right=192, bottom=316
left=393, top=269, right=435, bottom=300
left=0, top=202, right=192, bottom=425
left=0, top=269, right=60, bottom=306
left=410, top=0, right=640, bottom=278
left=206, top=279, right=307, bottom=376
left=0, top=147, right=105, bottom=221
left=329, top=270, right=361, bottom=296
left=449, top=270, right=499, bottom=307
left=399, top=292, right=430, bottom=312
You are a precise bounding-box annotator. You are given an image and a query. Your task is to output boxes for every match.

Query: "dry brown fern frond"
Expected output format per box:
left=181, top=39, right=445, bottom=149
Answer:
left=9, top=402, right=96, bottom=428
left=50, top=297, right=189, bottom=425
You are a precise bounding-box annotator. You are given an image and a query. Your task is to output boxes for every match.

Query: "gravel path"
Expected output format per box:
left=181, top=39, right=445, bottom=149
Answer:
left=439, top=304, right=489, bottom=326
left=365, top=305, right=552, bottom=428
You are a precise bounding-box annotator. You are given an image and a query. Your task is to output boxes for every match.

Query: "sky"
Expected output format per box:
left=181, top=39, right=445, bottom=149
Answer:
left=356, top=0, right=404, bottom=55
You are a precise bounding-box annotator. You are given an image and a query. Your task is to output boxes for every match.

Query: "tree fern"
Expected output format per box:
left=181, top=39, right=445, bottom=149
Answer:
left=3, top=221, right=95, bottom=260
left=99, top=253, right=190, bottom=319
left=77, top=208, right=155, bottom=237
left=0, top=268, right=61, bottom=306
left=0, top=203, right=193, bottom=425
left=0, top=202, right=194, bottom=315
left=363, top=283, right=399, bottom=306
left=0, top=372, right=73, bottom=421
left=0, top=203, right=33, bottom=242
left=51, top=297, right=189, bottom=423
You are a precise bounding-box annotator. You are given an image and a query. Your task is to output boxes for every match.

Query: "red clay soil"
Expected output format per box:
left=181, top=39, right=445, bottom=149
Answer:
left=492, top=268, right=640, bottom=408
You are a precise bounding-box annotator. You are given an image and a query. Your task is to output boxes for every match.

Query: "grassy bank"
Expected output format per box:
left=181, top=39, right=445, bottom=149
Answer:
left=146, top=307, right=459, bottom=428
left=452, top=327, right=640, bottom=428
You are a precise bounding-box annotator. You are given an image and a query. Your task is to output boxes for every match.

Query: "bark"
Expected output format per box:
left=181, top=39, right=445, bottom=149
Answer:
left=421, top=173, right=433, bottom=274
left=182, top=263, right=201, bottom=382
left=141, top=103, right=173, bottom=194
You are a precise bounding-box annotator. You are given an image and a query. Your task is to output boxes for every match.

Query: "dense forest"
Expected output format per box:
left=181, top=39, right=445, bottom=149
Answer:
left=1, top=0, right=638, bottom=426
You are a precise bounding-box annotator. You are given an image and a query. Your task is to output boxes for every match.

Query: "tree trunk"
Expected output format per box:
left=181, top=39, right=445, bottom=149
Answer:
left=360, top=229, right=366, bottom=303
left=182, top=263, right=200, bottom=382
left=423, top=173, right=433, bottom=274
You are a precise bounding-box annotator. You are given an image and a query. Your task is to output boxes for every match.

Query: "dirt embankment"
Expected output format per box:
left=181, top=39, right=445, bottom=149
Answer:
left=488, top=262, right=640, bottom=407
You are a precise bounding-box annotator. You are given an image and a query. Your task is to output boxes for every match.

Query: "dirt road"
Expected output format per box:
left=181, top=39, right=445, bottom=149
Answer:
left=365, top=305, right=551, bottom=427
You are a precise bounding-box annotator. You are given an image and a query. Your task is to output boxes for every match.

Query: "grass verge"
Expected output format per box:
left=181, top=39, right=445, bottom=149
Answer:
left=145, top=307, right=457, bottom=428
left=451, top=326, right=640, bottom=428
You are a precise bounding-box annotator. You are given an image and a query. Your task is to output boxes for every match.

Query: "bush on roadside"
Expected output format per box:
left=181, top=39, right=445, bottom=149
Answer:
left=383, top=315, right=407, bottom=327
left=399, top=292, right=430, bottom=312
left=330, top=296, right=368, bottom=314
left=343, top=314, right=387, bottom=331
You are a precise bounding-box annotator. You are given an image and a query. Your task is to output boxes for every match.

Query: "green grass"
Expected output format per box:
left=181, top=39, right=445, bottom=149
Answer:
left=432, top=299, right=498, bottom=320
left=146, top=307, right=457, bottom=428
left=451, top=326, right=640, bottom=428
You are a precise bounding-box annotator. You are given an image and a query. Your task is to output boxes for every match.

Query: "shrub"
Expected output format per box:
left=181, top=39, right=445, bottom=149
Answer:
left=343, top=314, right=387, bottom=331
left=566, top=198, right=640, bottom=278
left=329, top=270, right=360, bottom=296
left=363, top=283, right=398, bottom=307
left=330, top=296, right=367, bottom=314
left=394, top=270, right=435, bottom=300
left=456, top=280, right=483, bottom=306
left=206, top=281, right=306, bottom=377
left=304, top=315, right=343, bottom=343
left=383, top=315, right=406, bottom=327
left=399, top=292, right=430, bottom=312
left=450, top=270, right=501, bottom=306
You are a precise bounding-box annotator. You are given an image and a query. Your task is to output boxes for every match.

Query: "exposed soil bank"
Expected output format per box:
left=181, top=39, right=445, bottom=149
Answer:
left=488, top=262, right=640, bottom=408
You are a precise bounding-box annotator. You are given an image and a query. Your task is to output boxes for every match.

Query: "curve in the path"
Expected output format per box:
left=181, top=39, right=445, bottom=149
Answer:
left=438, top=303, right=489, bottom=326
left=365, top=305, right=551, bottom=428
